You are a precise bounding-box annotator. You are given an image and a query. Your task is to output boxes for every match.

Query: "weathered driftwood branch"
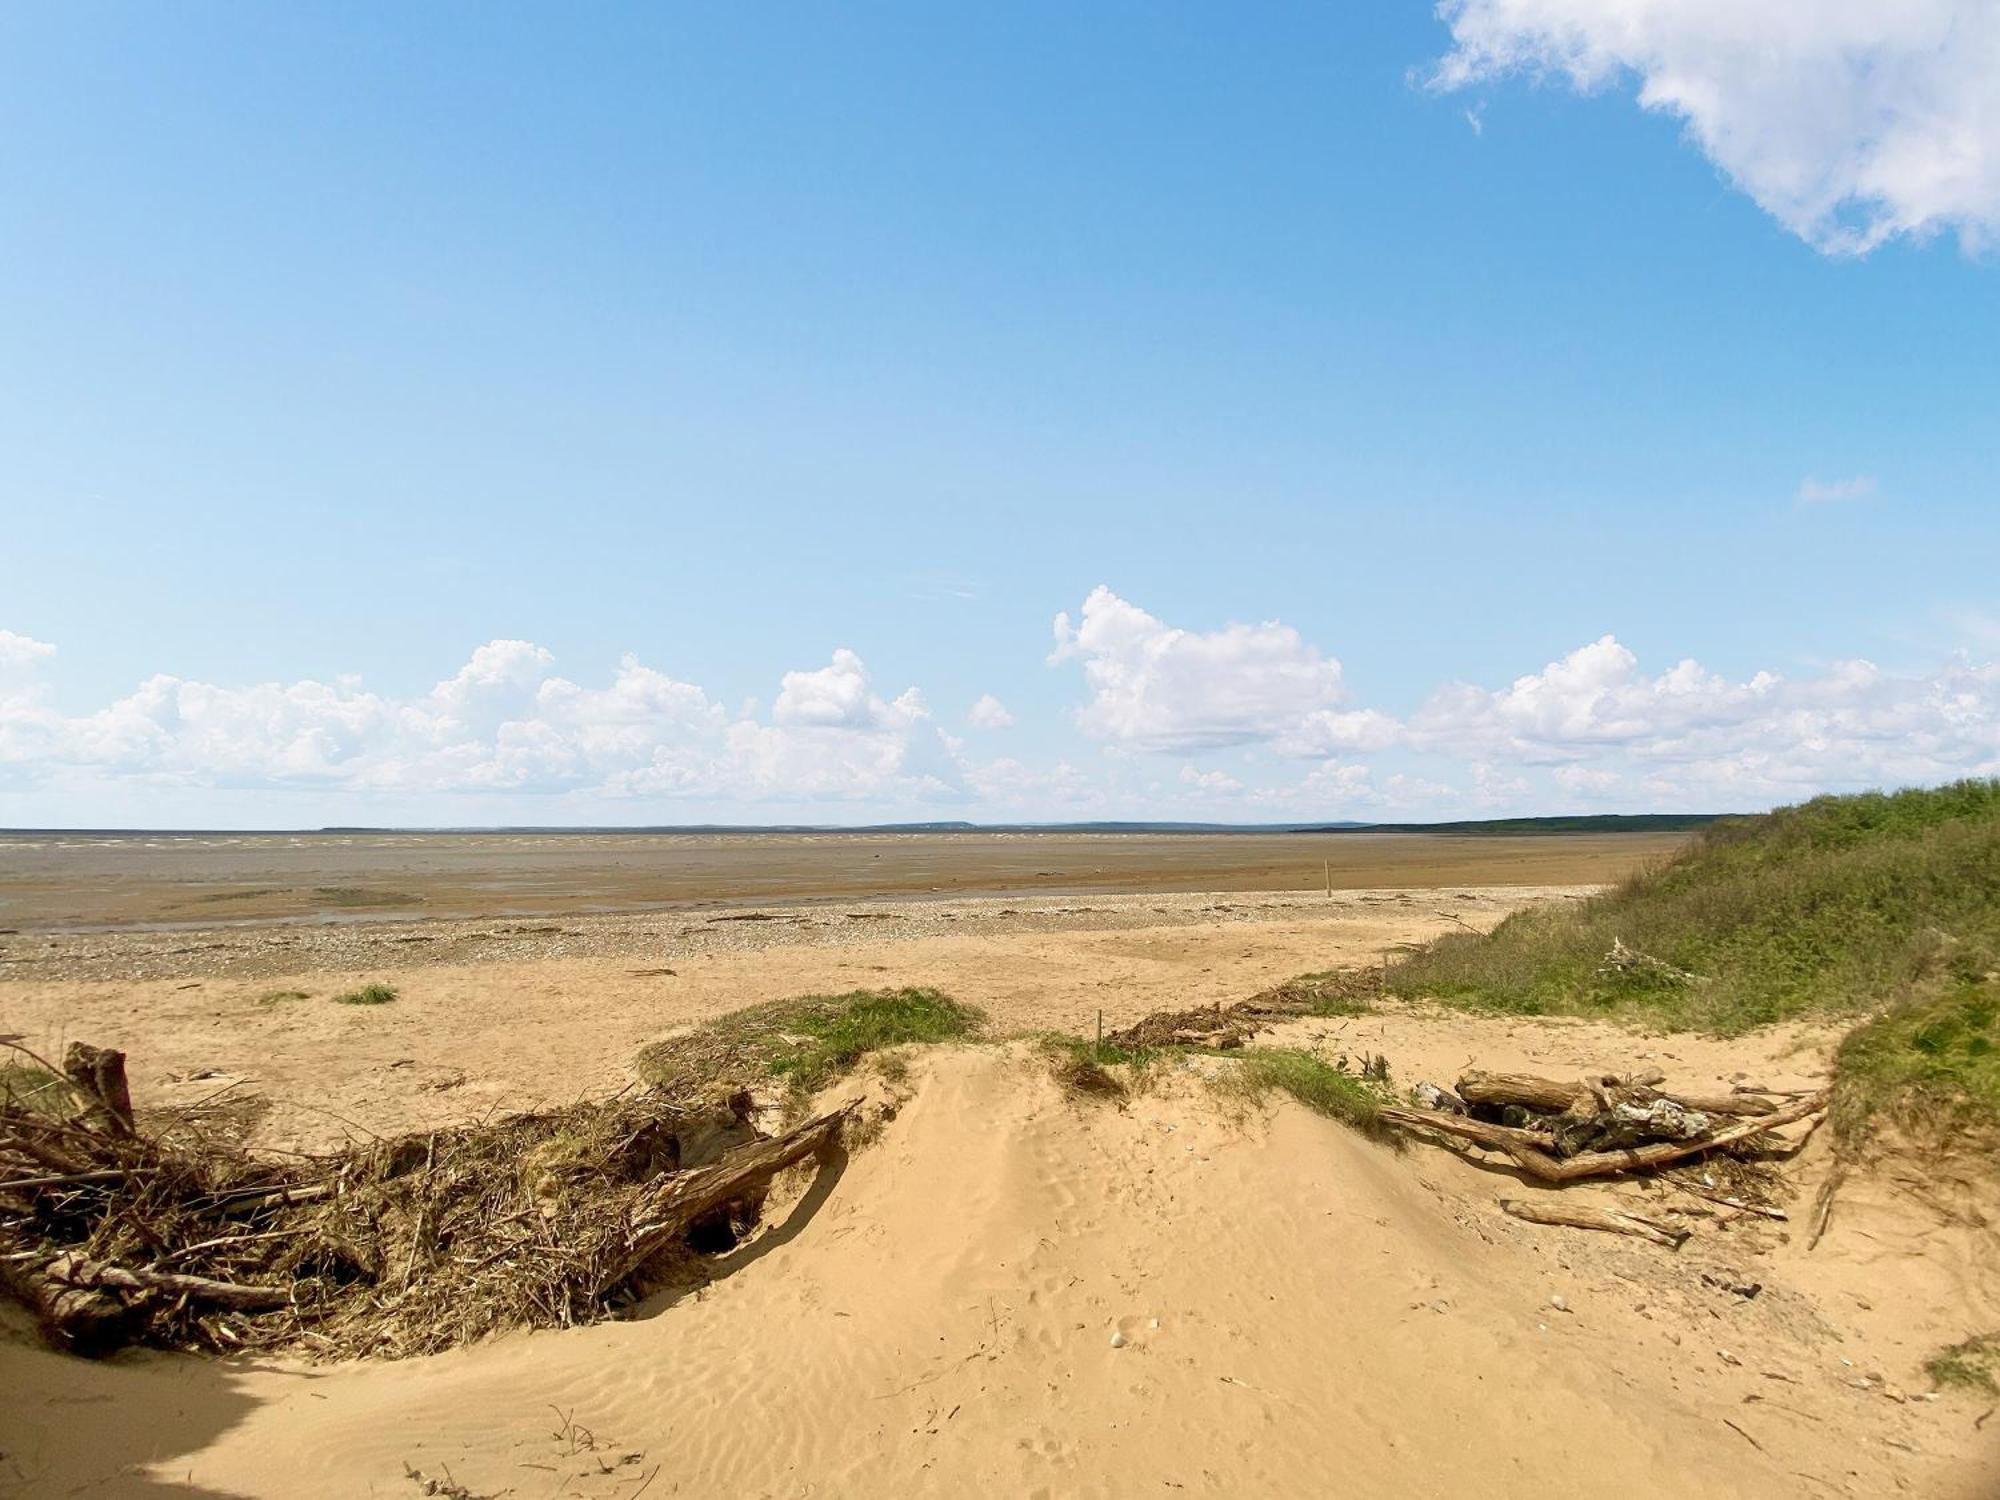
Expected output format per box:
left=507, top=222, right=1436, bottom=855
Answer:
left=0, top=1237, right=143, bottom=1356
left=1665, top=1091, right=1777, bottom=1118
left=604, top=1103, right=853, bottom=1290
left=1455, top=1069, right=1779, bottom=1119
left=45, top=1251, right=294, bottom=1311
left=1680, top=1184, right=1788, bottom=1220
left=1381, top=1092, right=1827, bottom=1183
left=1457, top=1070, right=1588, bottom=1113
left=1499, top=1198, right=1690, bottom=1248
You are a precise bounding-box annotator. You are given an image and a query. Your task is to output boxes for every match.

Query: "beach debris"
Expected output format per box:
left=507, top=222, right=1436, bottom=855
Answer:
left=1413, top=1082, right=1465, bottom=1115
left=1381, top=1067, right=1825, bottom=1188
left=0, top=1039, right=854, bottom=1360
left=1500, top=1199, right=1690, bottom=1249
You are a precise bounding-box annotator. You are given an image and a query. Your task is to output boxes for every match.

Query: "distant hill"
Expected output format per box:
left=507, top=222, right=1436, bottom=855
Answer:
left=1301, top=813, right=1721, bottom=837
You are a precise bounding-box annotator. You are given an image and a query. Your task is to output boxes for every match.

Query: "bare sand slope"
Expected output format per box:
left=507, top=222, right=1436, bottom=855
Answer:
left=3, top=1042, right=1995, bottom=1499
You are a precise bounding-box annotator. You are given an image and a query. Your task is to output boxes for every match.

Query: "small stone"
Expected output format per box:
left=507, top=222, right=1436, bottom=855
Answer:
left=1718, top=1349, right=1742, bottom=1366
left=1548, top=1294, right=1569, bottom=1313
left=1109, top=1330, right=1128, bottom=1349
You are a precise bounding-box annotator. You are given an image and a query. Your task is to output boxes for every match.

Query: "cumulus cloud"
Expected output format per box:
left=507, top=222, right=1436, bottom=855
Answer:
left=1050, top=587, right=1350, bottom=752
left=0, top=637, right=949, bottom=807
left=0, top=631, right=57, bottom=674
left=1430, top=1, right=2000, bottom=254
left=1796, top=474, right=1878, bottom=505
left=966, top=694, right=1015, bottom=730
left=5, top=611, right=1996, bottom=823
left=1409, top=633, right=2000, bottom=798
left=1179, top=765, right=1244, bottom=795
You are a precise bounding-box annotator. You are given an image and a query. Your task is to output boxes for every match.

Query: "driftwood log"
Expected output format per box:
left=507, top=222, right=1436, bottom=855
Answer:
left=0, top=1234, right=144, bottom=1356
left=605, top=1103, right=853, bottom=1291
left=1379, top=1092, right=1827, bottom=1184
left=1456, top=1069, right=1779, bottom=1119
left=1499, top=1198, right=1690, bottom=1248
left=43, top=1253, right=294, bottom=1311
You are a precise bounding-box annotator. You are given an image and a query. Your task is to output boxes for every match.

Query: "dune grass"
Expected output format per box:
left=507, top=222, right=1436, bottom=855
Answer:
left=1385, top=780, right=2000, bottom=1036
left=258, top=988, right=312, bottom=1006
left=1224, top=1048, right=1394, bottom=1139
left=638, top=987, right=983, bottom=1097
left=332, top=982, right=398, bottom=1006
left=1831, top=976, right=2000, bottom=1139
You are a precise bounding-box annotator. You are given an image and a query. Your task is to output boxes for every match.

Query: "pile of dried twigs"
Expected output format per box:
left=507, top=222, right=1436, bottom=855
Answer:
left=1, top=1041, right=850, bottom=1359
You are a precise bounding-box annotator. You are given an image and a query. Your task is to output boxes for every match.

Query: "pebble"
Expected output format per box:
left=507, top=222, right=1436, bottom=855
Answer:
left=1109, top=1330, right=1128, bottom=1349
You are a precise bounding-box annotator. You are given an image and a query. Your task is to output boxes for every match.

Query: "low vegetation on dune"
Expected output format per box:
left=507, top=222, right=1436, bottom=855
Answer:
left=638, top=987, right=984, bottom=1098
left=332, top=982, right=398, bottom=1006
left=1384, top=780, right=2000, bottom=1136
left=1224, top=1048, right=1395, bottom=1139
left=1832, top=977, right=1999, bottom=1138
left=1925, top=1332, right=2000, bottom=1395
left=1387, top=780, right=1998, bottom=1030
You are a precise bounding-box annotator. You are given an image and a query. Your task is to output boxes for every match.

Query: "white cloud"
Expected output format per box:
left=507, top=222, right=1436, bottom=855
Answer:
left=1050, top=586, right=1349, bottom=752
left=0, top=636, right=948, bottom=808
left=772, top=648, right=922, bottom=731
left=1431, top=1, right=2000, bottom=254
left=1179, top=765, right=1244, bottom=796
left=0, top=630, right=57, bottom=674
left=1409, top=633, right=2000, bottom=798
left=5, top=611, right=1995, bottom=823
left=1796, top=474, right=1878, bottom=505
left=966, top=694, right=1015, bottom=730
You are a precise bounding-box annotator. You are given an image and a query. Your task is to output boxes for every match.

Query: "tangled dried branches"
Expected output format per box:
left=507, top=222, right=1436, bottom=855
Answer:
left=1, top=1041, right=848, bottom=1360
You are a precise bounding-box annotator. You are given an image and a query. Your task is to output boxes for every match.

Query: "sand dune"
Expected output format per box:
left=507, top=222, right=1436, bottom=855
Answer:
left=4, top=1038, right=1995, bottom=1497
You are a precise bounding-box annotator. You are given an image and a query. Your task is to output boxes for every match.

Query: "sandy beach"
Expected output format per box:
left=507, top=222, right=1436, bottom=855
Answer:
left=2, top=843, right=1995, bottom=1498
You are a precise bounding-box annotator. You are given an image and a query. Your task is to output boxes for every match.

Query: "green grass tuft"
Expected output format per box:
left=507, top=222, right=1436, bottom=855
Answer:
left=1924, top=1333, right=2000, bottom=1395
left=1831, top=976, right=2000, bottom=1143
left=1385, top=780, right=2000, bottom=1035
left=332, top=982, right=399, bottom=1006
left=1225, top=1048, right=1394, bottom=1139
left=637, top=987, right=983, bottom=1097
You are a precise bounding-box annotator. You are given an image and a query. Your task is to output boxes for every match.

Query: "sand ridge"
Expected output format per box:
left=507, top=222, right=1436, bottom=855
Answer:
left=3, top=1041, right=1995, bottom=1497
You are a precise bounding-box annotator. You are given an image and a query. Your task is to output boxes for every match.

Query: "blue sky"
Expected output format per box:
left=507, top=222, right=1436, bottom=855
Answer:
left=2, top=3, right=1996, bottom=826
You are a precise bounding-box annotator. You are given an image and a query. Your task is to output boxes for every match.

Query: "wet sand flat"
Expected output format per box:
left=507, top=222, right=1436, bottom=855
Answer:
left=0, top=828, right=1686, bottom=931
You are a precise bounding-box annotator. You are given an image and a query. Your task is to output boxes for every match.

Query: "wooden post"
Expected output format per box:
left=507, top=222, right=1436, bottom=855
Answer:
left=1324, top=860, right=1331, bottom=897
left=1095, top=1009, right=1104, bottom=1063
